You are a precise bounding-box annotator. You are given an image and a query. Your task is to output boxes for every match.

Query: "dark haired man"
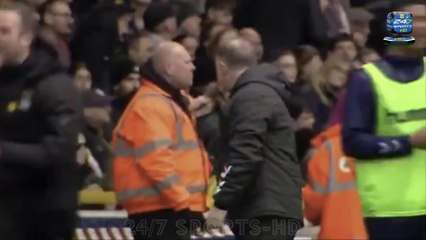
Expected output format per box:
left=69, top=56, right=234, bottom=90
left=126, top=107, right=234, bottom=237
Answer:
left=127, top=31, right=155, bottom=67
left=329, top=33, right=359, bottom=62
left=39, top=0, right=74, bottom=69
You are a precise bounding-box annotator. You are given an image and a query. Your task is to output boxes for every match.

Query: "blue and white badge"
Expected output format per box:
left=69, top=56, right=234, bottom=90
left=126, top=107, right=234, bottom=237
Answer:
left=383, top=11, right=415, bottom=46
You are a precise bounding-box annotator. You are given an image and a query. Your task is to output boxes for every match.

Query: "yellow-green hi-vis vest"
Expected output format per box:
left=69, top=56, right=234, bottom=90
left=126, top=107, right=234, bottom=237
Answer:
left=356, top=57, right=426, bottom=217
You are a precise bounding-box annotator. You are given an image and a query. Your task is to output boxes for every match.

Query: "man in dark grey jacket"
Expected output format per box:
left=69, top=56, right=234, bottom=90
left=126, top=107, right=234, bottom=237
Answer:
left=206, top=38, right=304, bottom=240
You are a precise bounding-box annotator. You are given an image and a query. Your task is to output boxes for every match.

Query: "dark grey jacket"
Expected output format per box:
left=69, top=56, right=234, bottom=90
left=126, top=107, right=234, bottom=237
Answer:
left=214, top=64, right=304, bottom=222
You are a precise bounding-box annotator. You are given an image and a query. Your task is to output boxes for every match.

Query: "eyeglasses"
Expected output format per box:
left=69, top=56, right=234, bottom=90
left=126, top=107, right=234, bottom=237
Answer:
left=48, top=11, right=73, bottom=19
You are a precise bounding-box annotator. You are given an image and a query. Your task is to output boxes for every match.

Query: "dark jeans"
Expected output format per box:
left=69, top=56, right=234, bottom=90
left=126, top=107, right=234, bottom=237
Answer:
left=127, top=209, right=203, bottom=240
left=230, top=215, right=302, bottom=240
left=365, top=215, right=426, bottom=240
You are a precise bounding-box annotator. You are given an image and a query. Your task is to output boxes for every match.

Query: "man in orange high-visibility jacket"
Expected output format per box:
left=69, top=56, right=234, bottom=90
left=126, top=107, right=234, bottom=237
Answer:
left=303, top=124, right=368, bottom=240
left=112, top=42, right=211, bottom=240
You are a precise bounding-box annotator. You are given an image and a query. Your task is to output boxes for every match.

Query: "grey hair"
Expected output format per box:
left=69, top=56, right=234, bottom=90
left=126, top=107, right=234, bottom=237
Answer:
left=215, top=37, right=258, bottom=69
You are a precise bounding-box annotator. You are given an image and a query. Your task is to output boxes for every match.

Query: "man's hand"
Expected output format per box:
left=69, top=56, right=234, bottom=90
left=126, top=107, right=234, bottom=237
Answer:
left=191, top=96, right=214, bottom=118
left=295, top=112, right=315, bottom=130
left=203, top=206, right=227, bottom=231
left=410, top=128, right=426, bottom=149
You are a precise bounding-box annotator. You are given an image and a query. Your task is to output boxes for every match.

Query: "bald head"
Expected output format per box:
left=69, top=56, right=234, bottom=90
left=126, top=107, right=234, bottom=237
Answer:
left=240, top=28, right=259, bottom=39
left=239, top=28, right=263, bottom=60
left=152, top=41, right=186, bottom=65
left=215, top=37, right=257, bottom=69
left=152, top=41, right=188, bottom=72
left=151, top=41, right=195, bottom=89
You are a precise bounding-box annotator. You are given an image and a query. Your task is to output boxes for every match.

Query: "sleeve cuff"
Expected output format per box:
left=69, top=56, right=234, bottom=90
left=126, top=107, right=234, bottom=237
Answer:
left=213, top=196, right=227, bottom=211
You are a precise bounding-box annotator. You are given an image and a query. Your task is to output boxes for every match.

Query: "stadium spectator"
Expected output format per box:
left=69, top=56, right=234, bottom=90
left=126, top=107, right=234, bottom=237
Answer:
left=207, top=38, right=303, bottom=239
left=196, top=82, right=227, bottom=177
left=0, top=1, right=82, bottom=238
left=71, top=3, right=134, bottom=92
left=271, top=48, right=317, bottom=166
left=204, top=0, right=235, bottom=26
left=342, top=1, right=426, bottom=238
left=199, top=21, right=226, bottom=49
left=143, top=2, right=178, bottom=44
left=352, top=47, right=380, bottom=69
left=39, top=0, right=74, bottom=69
left=307, top=56, right=352, bottom=132
left=320, top=0, right=351, bottom=38
left=127, top=0, right=152, bottom=32
left=359, top=47, right=380, bottom=64
left=110, top=60, right=141, bottom=127
left=273, top=50, right=298, bottom=83
left=329, top=33, right=359, bottom=63
left=80, top=90, right=114, bottom=189
left=127, top=31, right=155, bottom=67
left=175, top=1, right=202, bottom=37
left=192, top=26, right=237, bottom=95
left=348, top=7, right=374, bottom=47
left=239, top=27, right=263, bottom=61
left=173, top=34, right=199, bottom=59
left=294, top=45, right=324, bottom=88
left=112, top=42, right=210, bottom=240
left=364, top=0, right=393, bottom=56
left=72, top=62, right=93, bottom=91
left=24, top=0, right=48, bottom=7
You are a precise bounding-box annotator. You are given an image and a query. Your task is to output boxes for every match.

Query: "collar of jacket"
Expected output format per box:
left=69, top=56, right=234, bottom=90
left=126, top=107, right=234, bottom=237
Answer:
left=141, top=59, right=191, bottom=117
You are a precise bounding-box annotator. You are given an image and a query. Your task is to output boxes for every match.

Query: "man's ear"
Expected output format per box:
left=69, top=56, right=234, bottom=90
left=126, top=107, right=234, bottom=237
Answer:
left=20, top=32, right=34, bottom=48
left=218, top=60, right=227, bottom=72
left=163, top=61, right=174, bottom=77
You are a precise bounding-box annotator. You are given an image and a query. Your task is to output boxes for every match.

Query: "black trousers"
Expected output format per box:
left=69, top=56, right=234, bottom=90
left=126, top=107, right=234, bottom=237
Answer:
left=127, top=209, right=203, bottom=240
left=0, top=195, right=74, bottom=240
left=0, top=211, right=74, bottom=240
left=230, top=215, right=302, bottom=240
left=365, top=215, right=426, bottom=240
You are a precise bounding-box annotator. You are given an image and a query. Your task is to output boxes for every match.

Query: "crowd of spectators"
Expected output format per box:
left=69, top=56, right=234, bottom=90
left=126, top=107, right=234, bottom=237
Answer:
left=18, top=0, right=395, bottom=194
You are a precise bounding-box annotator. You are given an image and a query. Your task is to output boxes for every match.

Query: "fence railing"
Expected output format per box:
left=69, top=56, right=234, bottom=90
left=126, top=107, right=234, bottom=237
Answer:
left=77, top=190, right=316, bottom=240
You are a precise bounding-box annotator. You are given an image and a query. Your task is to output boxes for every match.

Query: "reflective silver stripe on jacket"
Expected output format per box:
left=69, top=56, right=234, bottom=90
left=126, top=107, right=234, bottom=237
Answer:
left=114, top=93, right=205, bottom=201
left=310, top=140, right=356, bottom=194
left=116, top=175, right=207, bottom=201
left=114, top=93, right=200, bottom=159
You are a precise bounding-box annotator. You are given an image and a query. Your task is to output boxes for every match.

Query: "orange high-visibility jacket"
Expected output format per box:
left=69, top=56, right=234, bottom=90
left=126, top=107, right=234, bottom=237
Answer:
left=112, top=80, right=211, bottom=215
left=303, top=124, right=368, bottom=240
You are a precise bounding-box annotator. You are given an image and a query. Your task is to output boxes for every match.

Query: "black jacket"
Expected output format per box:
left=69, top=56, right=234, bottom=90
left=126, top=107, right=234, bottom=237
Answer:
left=0, top=39, right=82, bottom=238
left=71, top=3, right=130, bottom=92
left=81, top=125, right=113, bottom=189
left=111, top=93, right=133, bottom=127
left=197, top=107, right=227, bottom=177
left=214, top=64, right=304, bottom=222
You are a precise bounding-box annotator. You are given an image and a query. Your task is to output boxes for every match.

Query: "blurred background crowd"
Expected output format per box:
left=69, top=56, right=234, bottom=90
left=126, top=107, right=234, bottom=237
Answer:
left=19, top=0, right=392, bottom=192
left=0, top=0, right=425, bottom=239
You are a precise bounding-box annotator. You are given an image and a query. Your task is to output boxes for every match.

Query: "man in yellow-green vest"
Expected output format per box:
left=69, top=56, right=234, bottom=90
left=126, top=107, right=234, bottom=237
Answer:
left=342, top=0, right=426, bottom=239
